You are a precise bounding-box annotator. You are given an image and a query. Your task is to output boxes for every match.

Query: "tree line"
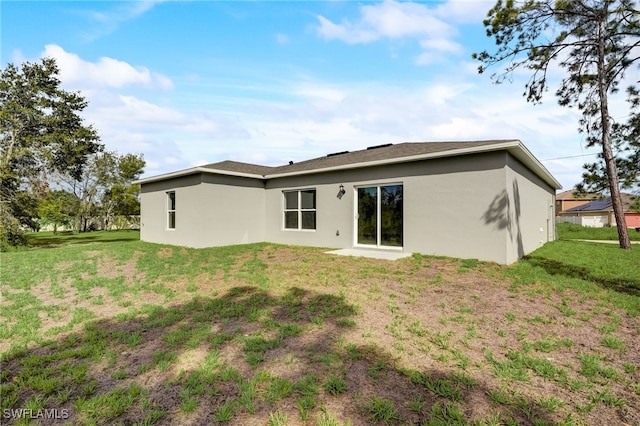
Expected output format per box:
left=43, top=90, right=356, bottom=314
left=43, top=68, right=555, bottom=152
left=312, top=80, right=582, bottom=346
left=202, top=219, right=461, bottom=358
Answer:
left=5, top=2, right=640, bottom=251
left=1, top=58, right=144, bottom=250
left=34, top=150, right=144, bottom=234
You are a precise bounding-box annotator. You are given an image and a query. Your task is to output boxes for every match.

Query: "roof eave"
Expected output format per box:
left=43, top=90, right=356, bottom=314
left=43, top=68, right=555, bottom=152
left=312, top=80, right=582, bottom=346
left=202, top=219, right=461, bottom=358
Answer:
left=133, top=167, right=265, bottom=184
left=264, top=141, right=519, bottom=179
left=265, top=140, right=562, bottom=190
left=560, top=209, right=610, bottom=214
left=505, top=142, right=563, bottom=190
left=134, top=140, right=562, bottom=190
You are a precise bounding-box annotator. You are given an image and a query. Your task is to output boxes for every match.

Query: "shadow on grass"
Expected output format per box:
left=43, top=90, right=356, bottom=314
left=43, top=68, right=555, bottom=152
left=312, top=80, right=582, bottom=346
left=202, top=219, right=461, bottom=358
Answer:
left=1, top=286, right=559, bottom=425
left=521, top=255, right=640, bottom=297
left=27, top=231, right=140, bottom=248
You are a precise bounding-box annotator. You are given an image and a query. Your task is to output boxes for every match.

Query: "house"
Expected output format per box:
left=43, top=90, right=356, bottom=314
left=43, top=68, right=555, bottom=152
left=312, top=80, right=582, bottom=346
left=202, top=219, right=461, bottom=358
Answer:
left=135, top=140, right=561, bottom=265
left=557, top=193, right=640, bottom=228
left=555, top=189, right=601, bottom=214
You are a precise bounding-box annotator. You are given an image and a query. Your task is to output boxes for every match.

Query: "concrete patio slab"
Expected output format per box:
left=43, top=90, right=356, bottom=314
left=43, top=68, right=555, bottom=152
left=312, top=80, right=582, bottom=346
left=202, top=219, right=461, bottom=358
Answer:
left=325, top=248, right=413, bottom=261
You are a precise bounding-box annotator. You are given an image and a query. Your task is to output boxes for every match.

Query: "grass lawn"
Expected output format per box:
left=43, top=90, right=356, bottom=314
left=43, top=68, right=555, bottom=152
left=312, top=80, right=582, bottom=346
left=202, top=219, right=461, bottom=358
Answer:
left=24, top=229, right=141, bottom=248
left=1, top=232, right=639, bottom=425
left=557, top=222, right=640, bottom=241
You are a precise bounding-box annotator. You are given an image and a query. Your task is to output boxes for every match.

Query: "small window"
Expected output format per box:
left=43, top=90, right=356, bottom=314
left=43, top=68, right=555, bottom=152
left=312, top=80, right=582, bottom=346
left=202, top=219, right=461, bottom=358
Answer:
left=167, top=191, right=176, bottom=229
left=283, top=189, right=316, bottom=230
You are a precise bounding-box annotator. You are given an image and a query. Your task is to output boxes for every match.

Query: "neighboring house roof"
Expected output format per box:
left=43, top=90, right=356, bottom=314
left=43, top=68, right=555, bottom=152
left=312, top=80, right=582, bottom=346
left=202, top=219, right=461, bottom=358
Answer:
left=556, top=189, right=601, bottom=201
left=134, top=139, right=562, bottom=189
left=564, top=193, right=637, bottom=213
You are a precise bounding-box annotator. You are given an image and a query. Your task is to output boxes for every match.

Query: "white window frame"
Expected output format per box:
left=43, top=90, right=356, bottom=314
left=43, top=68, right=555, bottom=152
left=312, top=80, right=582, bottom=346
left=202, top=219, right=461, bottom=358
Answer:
left=167, top=191, right=176, bottom=230
left=283, top=189, right=316, bottom=231
left=353, top=182, right=403, bottom=250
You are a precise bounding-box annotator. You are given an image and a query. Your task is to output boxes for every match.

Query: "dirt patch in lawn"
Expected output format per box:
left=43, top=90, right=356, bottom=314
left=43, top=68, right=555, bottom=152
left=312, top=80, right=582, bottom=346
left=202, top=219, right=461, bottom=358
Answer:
left=156, top=247, right=174, bottom=258
left=2, top=245, right=639, bottom=425
left=94, top=251, right=146, bottom=284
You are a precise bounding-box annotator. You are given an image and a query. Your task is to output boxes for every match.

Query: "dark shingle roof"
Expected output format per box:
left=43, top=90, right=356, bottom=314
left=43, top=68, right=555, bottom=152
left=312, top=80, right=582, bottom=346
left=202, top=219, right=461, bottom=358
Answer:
left=135, top=139, right=561, bottom=189
left=556, top=190, right=601, bottom=201
left=202, top=140, right=511, bottom=176
left=565, top=194, right=636, bottom=212
left=566, top=198, right=613, bottom=212
left=201, top=160, right=275, bottom=176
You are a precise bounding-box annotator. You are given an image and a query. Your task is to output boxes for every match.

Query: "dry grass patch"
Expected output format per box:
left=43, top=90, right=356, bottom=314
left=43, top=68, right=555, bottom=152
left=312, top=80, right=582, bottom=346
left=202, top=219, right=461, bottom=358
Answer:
left=1, top=241, right=639, bottom=425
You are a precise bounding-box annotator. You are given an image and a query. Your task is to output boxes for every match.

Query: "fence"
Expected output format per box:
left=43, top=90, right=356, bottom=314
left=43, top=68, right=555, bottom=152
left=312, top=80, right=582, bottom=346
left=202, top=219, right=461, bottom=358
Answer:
left=557, top=215, right=609, bottom=228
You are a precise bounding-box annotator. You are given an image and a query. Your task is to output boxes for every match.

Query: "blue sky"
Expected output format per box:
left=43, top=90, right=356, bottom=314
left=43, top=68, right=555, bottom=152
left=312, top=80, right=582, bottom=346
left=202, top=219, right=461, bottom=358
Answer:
left=2, top=0, right=616, bottom=189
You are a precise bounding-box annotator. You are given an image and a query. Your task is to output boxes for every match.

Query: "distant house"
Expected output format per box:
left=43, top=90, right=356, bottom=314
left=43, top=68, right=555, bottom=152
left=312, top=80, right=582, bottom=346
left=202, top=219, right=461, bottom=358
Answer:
left=557, top=193, right=640, bottom=228
left=134, top=140, right=561, bottom=265
left=555, top=190, right=601, bottom=214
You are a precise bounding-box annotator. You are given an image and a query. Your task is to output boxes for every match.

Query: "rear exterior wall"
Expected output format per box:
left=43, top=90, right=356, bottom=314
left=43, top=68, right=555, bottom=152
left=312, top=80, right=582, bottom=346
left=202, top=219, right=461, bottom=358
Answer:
left=140, top=151, right=556, bottom=264
left=505, top=154, right=556, bottom=264
left=264, top=151, right=549, bottom=264
left=139, top=173, right=266, bottom=248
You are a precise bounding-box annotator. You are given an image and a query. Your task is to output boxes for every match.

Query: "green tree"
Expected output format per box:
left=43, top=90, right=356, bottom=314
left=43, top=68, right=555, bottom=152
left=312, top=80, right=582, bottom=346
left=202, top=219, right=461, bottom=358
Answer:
left=56, top=151, right=144, bottom=231
left=0, top=58, right=102, bottom=247
left=98, top=152, right=145, bottom=229
left=11, top=191, right=41, bottom=232
left=473, top=0, right=640, bottom=249
left=577, top=120, right=639, bottom=194
left=38, top=189, right=77, bottom=234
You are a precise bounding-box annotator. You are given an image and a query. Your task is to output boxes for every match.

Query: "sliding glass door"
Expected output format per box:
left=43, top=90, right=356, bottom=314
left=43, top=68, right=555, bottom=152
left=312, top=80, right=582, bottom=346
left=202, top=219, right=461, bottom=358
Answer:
left=357, top=184, right=403, bottom=248
left=380, top=185, right=403, bottom=246
left=357, top=187, right=378, bottom=245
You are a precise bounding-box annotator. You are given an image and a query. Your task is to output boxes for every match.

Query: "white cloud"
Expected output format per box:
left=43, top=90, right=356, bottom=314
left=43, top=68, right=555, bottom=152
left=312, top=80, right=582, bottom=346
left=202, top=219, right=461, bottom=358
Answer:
left=317, top=1, right=453, bottom=43
left=416, top=38, right=464, bottom=64
left=423, top=83, right=469, bottom=105
left=316, top=16, right=377, bottom=44
left=316, top=0, right=463, bottom=64
left=82, top=0, right=166, bottom=41
left=42, top=44, right=173, bottom=90
left=89, top=0, right=159, bottom=24
left=293, top=85, right=345, bottom=102
left=98, top=95, right=183, bottom=126
left=359, top=0, right=452, bottom=39
left=419, top=38, right=463, bottom=54
left=244, top=75, right=599, bottom=190
left=434, top=0, right=495, bottom=24
left=115, top=73, right=588, bottom=188
left=27, top=46, right=250, bottom=176
left=30, top=45, right=597, bottom=189
left=275, top=33, right=290, bottom=45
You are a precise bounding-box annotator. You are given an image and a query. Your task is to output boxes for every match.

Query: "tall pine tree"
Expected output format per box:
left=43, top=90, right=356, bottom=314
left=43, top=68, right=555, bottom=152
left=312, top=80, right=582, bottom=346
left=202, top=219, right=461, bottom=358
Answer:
left=473, top=0, right=640, bottom=249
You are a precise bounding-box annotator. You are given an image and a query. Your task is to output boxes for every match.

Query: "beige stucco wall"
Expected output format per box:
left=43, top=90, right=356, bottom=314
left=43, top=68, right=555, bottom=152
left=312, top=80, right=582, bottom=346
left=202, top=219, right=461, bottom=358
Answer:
left=140, top=173, right=265, bottom=248
left=402, top=153, right=508, bottom=263
left=264, top=152, right=547, bottom=264
left=504, top=155, right=556, bottom=264
left=140, top=151, right=556, bottom=264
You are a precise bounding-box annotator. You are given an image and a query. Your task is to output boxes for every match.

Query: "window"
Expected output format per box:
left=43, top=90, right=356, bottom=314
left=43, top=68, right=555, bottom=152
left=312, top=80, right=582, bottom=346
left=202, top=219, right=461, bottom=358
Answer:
left=167, top=191, right=176, bottom=229
left=284, top=189, right=316, bottom=230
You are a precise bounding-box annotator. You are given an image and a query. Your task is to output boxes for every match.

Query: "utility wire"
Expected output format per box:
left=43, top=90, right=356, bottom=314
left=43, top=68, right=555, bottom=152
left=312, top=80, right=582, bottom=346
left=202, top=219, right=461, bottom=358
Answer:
left=540, top=153, right=598, bottom=162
